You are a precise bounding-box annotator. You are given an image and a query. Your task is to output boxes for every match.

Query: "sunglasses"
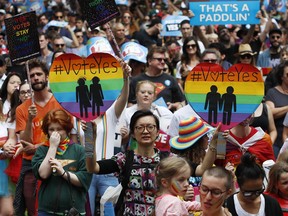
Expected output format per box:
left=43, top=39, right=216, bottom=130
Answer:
left=55, top=44, right=65, bottom=48
left=152, top=57, right=167, bottom=62
left=241, top=187, right=265, bottom=197
left=123, top=16, right=131, bottom=19
left=240, top=54, right=252, bottom=59
left=203, top=59, right=217, bottom=63
left=56, top=16, right=63, bottom=19
left=186, top=44, right=197, bottom=49
left=76, top=35, right=83, bottom=38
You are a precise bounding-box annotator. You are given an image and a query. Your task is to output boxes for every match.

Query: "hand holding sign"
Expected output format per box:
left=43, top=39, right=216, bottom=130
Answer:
left=184, top=63, right=264, bottom=131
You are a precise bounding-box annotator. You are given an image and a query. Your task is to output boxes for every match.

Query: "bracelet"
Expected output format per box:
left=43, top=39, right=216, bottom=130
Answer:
left=208, top=145, right=217, bottom=152
left=61, top=170, right=66, bottom=177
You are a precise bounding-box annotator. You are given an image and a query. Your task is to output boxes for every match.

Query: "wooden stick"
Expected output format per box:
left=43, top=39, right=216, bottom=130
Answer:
left=25, top=60, right=34, bottom=104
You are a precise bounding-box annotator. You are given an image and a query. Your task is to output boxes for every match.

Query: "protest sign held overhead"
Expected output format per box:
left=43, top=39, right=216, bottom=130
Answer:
left=161, top=15, right=189, bottom=37
left=78, top=0, right=120, bottom=29
left=185, top=63, right=264, bottom=131
left=189, top=0, right=260, bottom=26
left=5, top=11, right=40, bottom=64
left=49, top=53, right=124, bottom=121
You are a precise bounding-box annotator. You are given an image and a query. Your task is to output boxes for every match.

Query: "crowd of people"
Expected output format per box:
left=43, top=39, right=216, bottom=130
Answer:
left=0, top=0, right=287, bottom=215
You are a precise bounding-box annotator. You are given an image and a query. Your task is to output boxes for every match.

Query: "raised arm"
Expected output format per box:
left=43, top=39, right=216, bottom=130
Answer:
left=114, top=60, right=131, bottom=118
left=86, top=121, right=100, bottom=173
left=195, top=123, right=221, bottom=176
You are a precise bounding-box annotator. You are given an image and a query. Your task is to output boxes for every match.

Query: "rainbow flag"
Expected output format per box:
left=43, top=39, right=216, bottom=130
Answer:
left=185, top=63, right=264, bottom=131
left=49, top=53, right=123, bottom=121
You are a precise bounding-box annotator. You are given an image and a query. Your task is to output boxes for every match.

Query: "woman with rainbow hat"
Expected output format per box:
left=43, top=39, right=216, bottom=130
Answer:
left=170, top=116, right=221, bottom=178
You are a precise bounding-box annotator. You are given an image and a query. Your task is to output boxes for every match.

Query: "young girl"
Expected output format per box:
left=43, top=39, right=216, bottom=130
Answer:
left=155, top=156, right=201, bottom=216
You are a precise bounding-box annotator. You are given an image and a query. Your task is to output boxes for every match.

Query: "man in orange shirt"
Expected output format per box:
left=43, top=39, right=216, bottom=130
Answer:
left=14, top=59, right=76, bottom=215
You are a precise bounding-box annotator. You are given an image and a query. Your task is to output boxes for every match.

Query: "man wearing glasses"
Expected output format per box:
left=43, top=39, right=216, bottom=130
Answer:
left=257, top=28, right=283, bottom=68
left=128, top=46, right=185, bottom=111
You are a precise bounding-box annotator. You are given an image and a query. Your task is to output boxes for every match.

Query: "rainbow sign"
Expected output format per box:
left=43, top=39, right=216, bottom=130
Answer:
left=49, top=53, right=123, bottom=121
left=185, top=63, right=264, bottom=131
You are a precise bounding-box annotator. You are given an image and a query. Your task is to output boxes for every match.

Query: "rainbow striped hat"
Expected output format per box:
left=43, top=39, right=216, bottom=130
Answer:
left=169, top=117, right=215, bottom=150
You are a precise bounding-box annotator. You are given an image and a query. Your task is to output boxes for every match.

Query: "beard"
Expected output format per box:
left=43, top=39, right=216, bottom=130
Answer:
left=32, top=81, right=48, bottom=91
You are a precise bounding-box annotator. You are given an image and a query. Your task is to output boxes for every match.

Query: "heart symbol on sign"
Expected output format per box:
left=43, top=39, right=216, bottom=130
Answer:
left=49, top=53, right=123, bottom=121
left=72, top=63, right=82, bottom=75
left=185, top=63, right=264, bottom=131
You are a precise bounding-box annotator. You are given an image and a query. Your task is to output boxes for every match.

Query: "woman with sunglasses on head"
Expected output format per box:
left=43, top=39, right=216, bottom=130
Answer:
left=226, top=152, right=282, bottom=216
left=176, top=36, right=201, bottom=88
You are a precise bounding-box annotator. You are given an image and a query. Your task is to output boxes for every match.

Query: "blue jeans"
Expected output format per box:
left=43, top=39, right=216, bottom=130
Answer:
left=88, top=174, right=119, bottom=216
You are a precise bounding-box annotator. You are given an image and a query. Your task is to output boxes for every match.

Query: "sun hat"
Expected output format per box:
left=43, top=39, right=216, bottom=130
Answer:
left=169, top=117, right=215, bottom=150
left=235, top=44, right=256, bottom=56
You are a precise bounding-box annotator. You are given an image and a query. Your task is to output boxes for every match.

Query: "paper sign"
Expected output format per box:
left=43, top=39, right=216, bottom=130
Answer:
left=115, top=0, right=128, bottom=5
left=78, top=0, right=120, bottom=29
left=161, top=15, right=189, bottom=37
left=184, top=63, right=264, bottom=131
left=189, top=0, right=260, bottom=26
left=263, top=0, right=287, bottom=13
left=49, top=53, right=123, bottom=121
left=43, top=20, right=68, bottom=32
left=9, top=0, right=46, bottom=15
left=121, top=42, right=148, bottom=64
left=87, top=37, right=115, bottom=56
left=5, top=11, right=40, bottom=64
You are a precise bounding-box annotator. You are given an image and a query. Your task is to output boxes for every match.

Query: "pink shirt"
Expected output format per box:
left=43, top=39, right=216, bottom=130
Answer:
left=155, top=194, right=201, bottom=216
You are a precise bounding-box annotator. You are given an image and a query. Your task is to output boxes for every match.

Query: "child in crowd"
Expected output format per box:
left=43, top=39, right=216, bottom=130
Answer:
left=155, top=156, right=201, bottom=216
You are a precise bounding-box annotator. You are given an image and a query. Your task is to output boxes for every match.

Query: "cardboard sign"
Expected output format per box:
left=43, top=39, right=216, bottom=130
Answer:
left=49, top=53, right=123, bottom=121
left=5, top=11, right=40, bottom=64
left=78, top=0, right=120, bottom=29
left=189, top=0, right=260, bottom=26
left=185, top=63, right=264, bottom=131
left=161, top=15, right=189, bottom=37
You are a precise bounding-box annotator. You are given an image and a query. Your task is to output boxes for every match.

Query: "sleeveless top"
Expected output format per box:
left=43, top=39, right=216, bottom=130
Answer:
left=251, top=103, right=269, bottom=132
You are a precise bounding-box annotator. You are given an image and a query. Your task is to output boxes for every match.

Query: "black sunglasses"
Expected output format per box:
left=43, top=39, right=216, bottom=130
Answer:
left=55, top=44, right=65, bottom=47
left=240, top=54, right=252, bottom=59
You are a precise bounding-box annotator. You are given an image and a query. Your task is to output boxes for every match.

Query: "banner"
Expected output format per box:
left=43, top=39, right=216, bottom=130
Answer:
left=184, top=63, right=264, bottom=131
left=78, top=0, right=120, bottom=29
left=161, top=15, right=189, bottom=37
left=49, top=53, right=123, bottom=121
left=189, top=0, right=260, bottom=26
left=5, top=11, right=40, bottom=64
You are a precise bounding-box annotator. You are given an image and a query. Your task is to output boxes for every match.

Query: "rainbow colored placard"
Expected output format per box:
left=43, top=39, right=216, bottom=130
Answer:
left=185, top=63, right=264, bottom=131
left=49, top=53, right=123, bottom=121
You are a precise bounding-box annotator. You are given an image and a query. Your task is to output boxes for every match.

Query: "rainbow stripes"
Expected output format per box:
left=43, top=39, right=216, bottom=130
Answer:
left=49, top=53, right=123, bottom=121
left=184, top=63, right=264, bottom=131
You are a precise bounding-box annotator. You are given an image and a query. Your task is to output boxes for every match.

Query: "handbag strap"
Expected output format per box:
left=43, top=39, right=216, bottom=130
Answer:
left=114, top=150, right=134, bottom=213
left=66, top=171, right=76, bottom=206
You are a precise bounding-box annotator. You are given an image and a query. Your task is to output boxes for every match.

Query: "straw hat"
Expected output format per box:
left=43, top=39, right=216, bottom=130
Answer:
left=169, top=117, right=215, bottom=150
left=236, top=44, right=257, bottom=56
